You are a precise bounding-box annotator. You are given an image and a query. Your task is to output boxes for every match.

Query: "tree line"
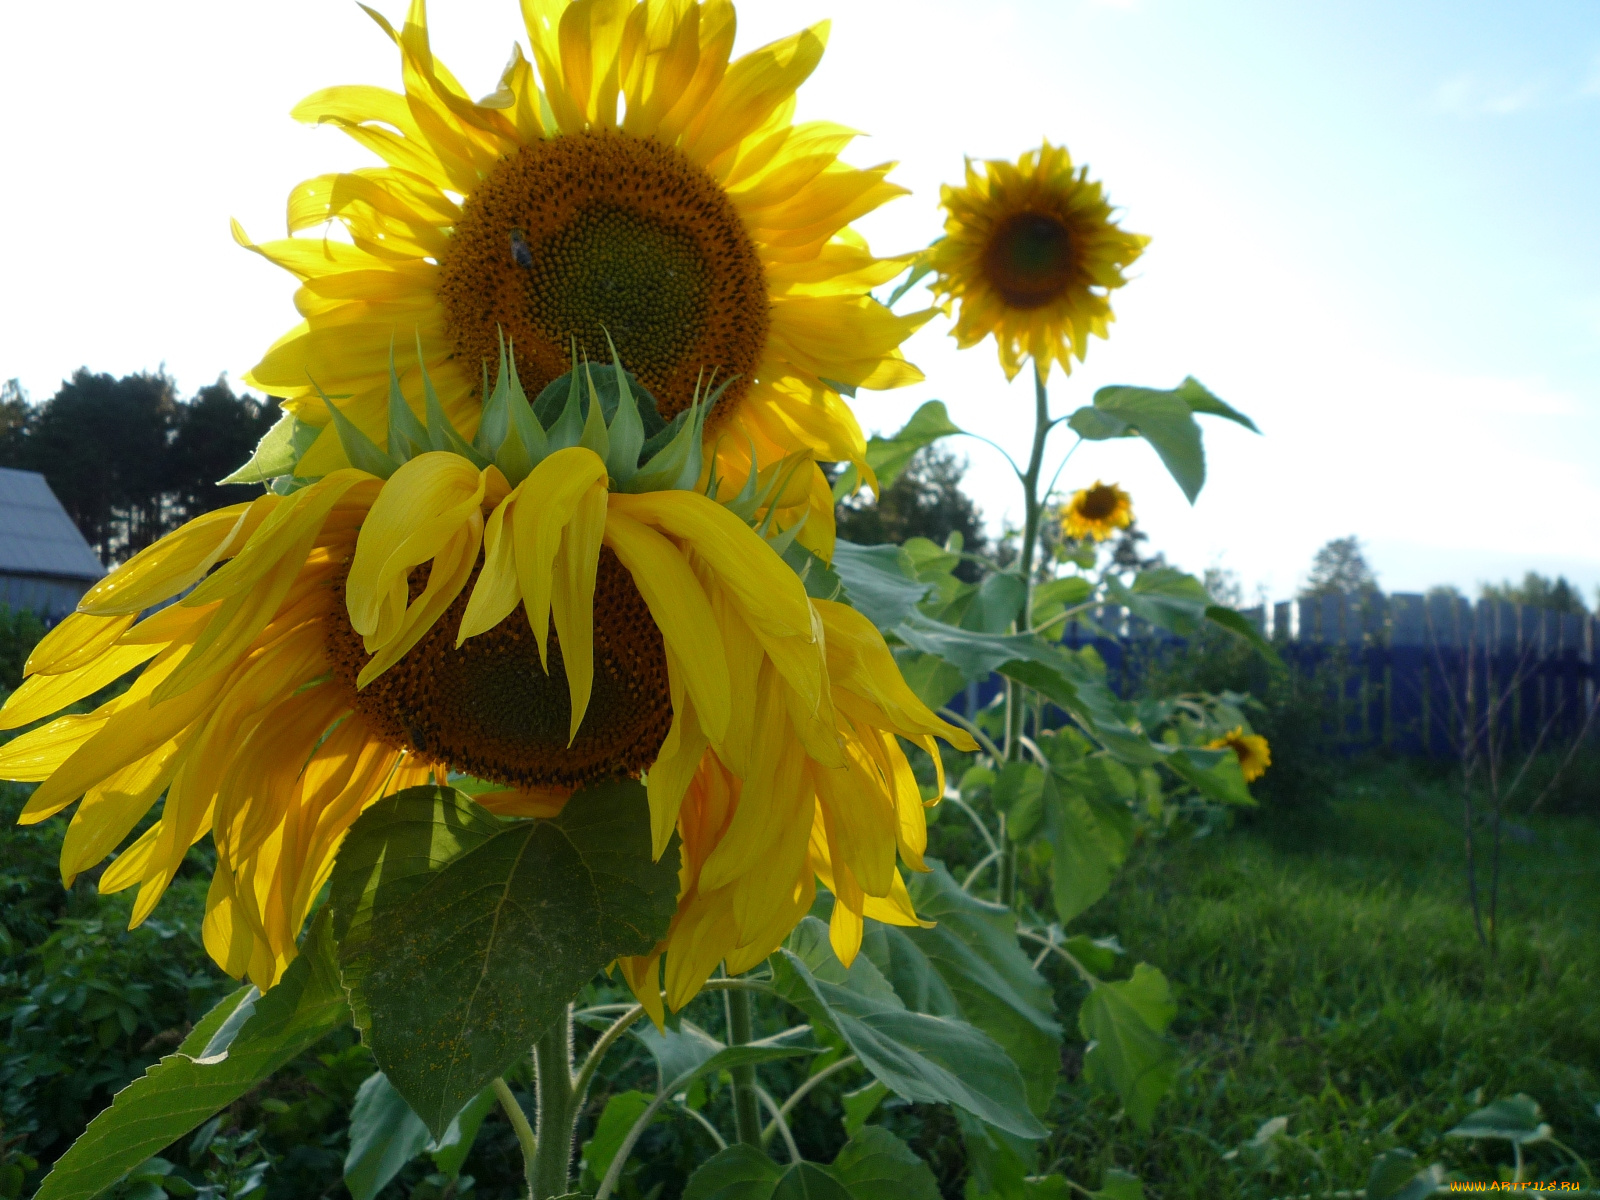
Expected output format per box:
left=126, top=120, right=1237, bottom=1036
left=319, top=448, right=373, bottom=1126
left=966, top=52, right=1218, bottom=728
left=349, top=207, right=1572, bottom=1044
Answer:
left=0, top=371, right=279, bottom=565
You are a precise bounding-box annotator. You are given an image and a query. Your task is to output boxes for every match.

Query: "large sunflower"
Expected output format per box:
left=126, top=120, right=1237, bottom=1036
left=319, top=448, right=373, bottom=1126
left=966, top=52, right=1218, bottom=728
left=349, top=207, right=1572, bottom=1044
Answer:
left=928, top=142, right=1148, bottom=381
left=0, top=357, right=972, bottom=1012
left=236, top=0, right=928, bottom=550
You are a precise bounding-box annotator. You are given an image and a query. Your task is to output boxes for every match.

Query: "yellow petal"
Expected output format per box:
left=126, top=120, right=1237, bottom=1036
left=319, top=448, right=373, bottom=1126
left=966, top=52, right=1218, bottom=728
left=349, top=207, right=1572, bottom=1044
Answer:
left=551, top=479, right=607, bottom=744
left=602, top=508, right=730, bottom=743
left=60, top=740, right=184, bottom=886
left=0, top=642, right=160, bottom=730
left=357, top=521, right=482, bottom=687
left=509, top=447, right=608, bottom=672
left=0, top=713, right=109, bottom=786
left=458, top=492, right=522, bottom=643
left=346, top=452, right=484, bottom=647
left=644, top=652, right=708, bottom=860
left=78, top=501, right=267, bottom=615
left=97, top=822, right=162, bottom=895
left=24, top=612, right=135, bottom=677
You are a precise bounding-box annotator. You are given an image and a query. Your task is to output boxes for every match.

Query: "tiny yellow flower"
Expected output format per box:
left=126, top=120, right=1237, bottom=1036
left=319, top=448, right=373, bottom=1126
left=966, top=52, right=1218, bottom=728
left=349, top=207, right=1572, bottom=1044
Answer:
left=1207, top=727, right=1272, bottom=782
left=1061, top=481, right=1133, bottom=542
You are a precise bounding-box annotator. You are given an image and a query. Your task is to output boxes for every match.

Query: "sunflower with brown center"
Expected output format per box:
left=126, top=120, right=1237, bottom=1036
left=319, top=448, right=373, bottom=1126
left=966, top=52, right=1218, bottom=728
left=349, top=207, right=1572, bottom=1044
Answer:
left=928, top=141, right=1149, bottom=381
left=1061, top=480, right=1133, bottom=542
left=1207, top=727, right=1271, bottom=783
left=0, top=357, right=973, bottom=1014
left=236, top=0, right=930, bottom=550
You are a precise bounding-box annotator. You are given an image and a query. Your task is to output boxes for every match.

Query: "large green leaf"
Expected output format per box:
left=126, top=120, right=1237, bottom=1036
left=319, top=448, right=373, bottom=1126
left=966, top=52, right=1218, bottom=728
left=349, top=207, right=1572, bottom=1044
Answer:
left=1078, top=964, right=1178, bottom=1131
left=1446, top=1094, right=1552, bottom=1144
left=1364, top=1150, right=1445, bottom=1200
left=329, top=784, right=680, bottom=1136
left=832, top=540, right=937, bottom=631
left=682, top=1130, right=938, bottom=1200
left=1203, top=604, right=1285, bottom=667
left=862, top=863, right=1062, bottom=1115
left=829, top=1127, right=942, bottom=1200
left=1107, top=568, right=1210, bottom=637
left=1164, top=746, right=1254, bottom=806
left=891, top=648, right=968, bottom=712
left=867, top=401, right=967, bottom=489
left=33, top=916, right=350, bottom=1200
left=962, top=572, right=1028, bottom=634
left=581, top=1090, right=656, bottom=1189
left=1067, top=385, right=1205, bottom=502
left=1043, top=772, right=1133, bottom=923
left=1172, top=376, right=1258, bottom=432
left=773, top=918, right=1045, bottom=1138
left=343, top=1072, right=495, bottom=1200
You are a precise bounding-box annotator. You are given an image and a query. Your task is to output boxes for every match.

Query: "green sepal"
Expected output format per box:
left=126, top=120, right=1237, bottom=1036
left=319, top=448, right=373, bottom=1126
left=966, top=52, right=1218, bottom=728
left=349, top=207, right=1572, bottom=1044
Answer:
left=386, top=343, right=431, bottom=463
left=601, top=331, right=644, bottom=485
left=220, top=412, right=321, bottom=485
left=577, top=360, right=611, bottom=463
left=316, top=381, right=399, bottom=479
left=416, top=334, right=488, bottom=468
left=542, top=343, right=587, bottom=451
left=624, top=373, right=723, bottom=494
left=499, top=345, right=547, bottom=483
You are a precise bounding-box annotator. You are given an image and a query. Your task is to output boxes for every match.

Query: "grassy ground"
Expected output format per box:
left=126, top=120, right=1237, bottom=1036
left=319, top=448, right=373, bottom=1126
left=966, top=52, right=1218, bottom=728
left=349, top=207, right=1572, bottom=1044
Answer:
left=1040, top=760, right=1600, bottom=1197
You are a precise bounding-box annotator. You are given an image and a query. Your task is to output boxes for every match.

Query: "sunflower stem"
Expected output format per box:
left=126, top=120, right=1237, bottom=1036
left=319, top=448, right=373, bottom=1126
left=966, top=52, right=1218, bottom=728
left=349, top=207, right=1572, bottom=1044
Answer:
left=1001, top=365, right=1054, bottom=908
left=529, top=1005, right=578, bottom=1199
left=724, top=984, right=764, bottom=1148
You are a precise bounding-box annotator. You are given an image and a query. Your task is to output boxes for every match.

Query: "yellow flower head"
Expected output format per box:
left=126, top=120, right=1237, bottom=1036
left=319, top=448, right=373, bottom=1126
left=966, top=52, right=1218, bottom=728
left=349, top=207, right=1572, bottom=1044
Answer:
left=1061, top=481, right=1132, bottom=542
left=1207, top=727, right=1271, bottom=783
left=929, top=142, right=1148, bottom=381
left=237, top=0, right=931, bottom=552
left=0, top=356, right=973, bottom=1017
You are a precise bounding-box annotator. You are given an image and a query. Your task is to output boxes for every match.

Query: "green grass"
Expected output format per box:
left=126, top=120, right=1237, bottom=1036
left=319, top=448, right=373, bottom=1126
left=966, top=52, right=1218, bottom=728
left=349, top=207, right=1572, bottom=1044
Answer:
left=1042, top=760, right=1600, bottom=1197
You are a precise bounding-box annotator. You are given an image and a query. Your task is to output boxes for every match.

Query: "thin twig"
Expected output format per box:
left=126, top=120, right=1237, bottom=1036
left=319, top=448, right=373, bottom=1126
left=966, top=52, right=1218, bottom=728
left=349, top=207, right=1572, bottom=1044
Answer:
left=938, top=707, right=1004, bottom=763
left=756, top=1086, right=802, bottom=1164
left=939, top=788, right=1000, bottom=856
left=1529, top=692, right=1600, bottom=814
left=961, top=848, right=1002, bottom=892
left=1016, top=928, right=1097, bottom=986
left=675, top=1102, right=727, bottom=1150
left=762, top=1056, right=860, bottom=1147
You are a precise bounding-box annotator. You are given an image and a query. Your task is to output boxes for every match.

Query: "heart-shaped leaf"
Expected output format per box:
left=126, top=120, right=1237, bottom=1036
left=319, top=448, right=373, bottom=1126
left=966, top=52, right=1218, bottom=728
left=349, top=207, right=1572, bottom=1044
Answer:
left=329, top=784, right=679, bottom=1136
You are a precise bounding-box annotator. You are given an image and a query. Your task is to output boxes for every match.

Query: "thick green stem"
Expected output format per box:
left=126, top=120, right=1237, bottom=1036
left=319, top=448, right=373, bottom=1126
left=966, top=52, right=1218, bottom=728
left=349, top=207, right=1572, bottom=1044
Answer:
left=723, top=984, right=763, bottom=1148
left=531, top=1007, right=577, bottom=1199
left=1000, top=366, right=1053, bottom=908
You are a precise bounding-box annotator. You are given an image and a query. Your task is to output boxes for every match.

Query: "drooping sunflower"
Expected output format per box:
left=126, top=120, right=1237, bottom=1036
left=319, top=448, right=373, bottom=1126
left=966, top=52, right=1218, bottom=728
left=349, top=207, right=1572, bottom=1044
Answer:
left=1061, top=480, right=1132, bottom=542
left=236, top=0, right=929, bottom=549
left=0, top=357, right=973, bottom=1011
left=1206, top=727, right=1271, bottom=783
left=928, top=141, right=1148, bottom=381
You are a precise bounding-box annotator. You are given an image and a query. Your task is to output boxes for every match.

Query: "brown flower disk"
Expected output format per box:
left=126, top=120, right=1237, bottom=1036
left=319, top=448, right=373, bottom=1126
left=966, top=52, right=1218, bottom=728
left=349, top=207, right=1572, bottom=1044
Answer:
left=438, top=129, right=768, bottom=426
left=981, top=211, right=1077, bottom=310
left=326, top=550, right=673, bottom=790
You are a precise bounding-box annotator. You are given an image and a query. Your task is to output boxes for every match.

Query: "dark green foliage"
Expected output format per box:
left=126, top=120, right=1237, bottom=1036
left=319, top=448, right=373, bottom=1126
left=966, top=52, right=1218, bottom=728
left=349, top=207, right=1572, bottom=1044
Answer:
left=0, top=606, right=46, bottom=699
left=0, top=372, right=278, bottom=562
left=1480, top=571, right=1590, bottom=615
left=1039, top=762, right=1600, bottom=1196
left=835, top=447, right=986, bottom=581
left=1301, top=535, right=1379, bottom=598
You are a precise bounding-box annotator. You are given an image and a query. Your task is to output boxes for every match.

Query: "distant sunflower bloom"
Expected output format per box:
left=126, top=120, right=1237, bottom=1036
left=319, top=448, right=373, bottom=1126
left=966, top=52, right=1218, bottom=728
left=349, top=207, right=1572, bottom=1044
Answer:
left=236, top=0, right=929, bottom=547
left=0, top=358, right=972, bottom=1008
left=929, top=142, right=1148, bottom=380
left=1061, top=481, right=1132, bottom=542
left=1207, top=727, right=1271, bottom=782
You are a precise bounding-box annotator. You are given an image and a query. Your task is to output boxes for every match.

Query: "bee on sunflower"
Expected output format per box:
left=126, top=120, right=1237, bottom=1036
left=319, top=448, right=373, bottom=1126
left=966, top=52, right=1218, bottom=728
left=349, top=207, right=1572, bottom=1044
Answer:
left=928, top=141, right=1147, bottom=382
left=0, top=343, right=973, bottom=1017
left=235, top=0, right=932, bottom=549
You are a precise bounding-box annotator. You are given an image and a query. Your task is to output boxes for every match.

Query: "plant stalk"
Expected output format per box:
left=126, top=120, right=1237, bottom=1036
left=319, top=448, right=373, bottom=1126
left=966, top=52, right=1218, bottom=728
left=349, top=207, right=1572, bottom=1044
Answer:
left=492, top=1078, right=537, bottom=1199
left=724, top=984, right=764, bottom=1148
left=530, top=1007, right=577, bottom=1199
left=1000, top=365, right=1054, bottom=908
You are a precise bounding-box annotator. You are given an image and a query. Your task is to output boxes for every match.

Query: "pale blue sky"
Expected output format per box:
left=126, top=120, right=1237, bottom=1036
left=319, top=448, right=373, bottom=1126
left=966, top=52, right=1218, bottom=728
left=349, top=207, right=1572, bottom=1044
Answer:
left=1, top=0, right=1595, bottom=600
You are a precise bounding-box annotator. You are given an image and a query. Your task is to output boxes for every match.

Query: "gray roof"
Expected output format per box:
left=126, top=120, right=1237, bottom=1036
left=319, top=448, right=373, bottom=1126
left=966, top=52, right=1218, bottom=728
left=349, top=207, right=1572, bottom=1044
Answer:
left=0, top=467, right=105, bottom=581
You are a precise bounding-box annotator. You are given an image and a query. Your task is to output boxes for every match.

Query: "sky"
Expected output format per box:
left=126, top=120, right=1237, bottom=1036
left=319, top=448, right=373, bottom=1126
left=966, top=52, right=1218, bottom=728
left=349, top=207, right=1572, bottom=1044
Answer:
left=1, top=0, right=1596, bottom=602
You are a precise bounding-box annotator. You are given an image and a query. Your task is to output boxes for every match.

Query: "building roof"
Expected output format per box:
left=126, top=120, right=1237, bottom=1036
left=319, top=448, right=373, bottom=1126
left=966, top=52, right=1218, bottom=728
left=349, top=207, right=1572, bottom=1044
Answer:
left=0, top=467, right=105, bottom=582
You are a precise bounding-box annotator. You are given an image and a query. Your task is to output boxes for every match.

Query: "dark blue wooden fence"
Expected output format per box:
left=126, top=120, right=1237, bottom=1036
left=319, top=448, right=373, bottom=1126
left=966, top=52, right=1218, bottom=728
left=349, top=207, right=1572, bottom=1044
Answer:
left=955, top=592, right=1598, bottom=758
